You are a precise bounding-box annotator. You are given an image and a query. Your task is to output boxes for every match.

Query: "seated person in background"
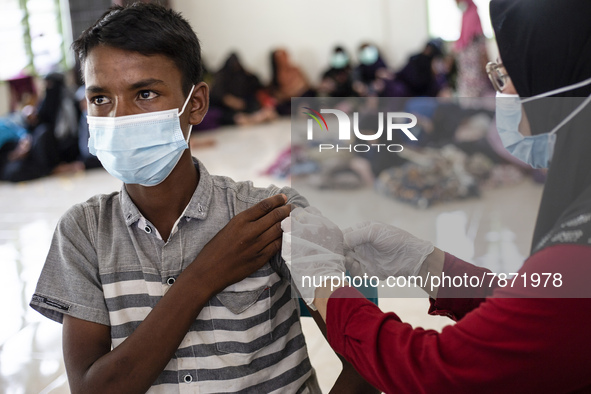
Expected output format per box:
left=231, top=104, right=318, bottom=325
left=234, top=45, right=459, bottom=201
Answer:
left=0, top=113, right=30, bottom=180
left=7, top=72, right=38, bottom=112
left=1, top=73, right=85, bottom=182
left=318, top=46, right=357, bottom=98
left=269, top=48, right=315, bottom=115
left=209, top=52, right=276, bottom=126
left=34, top=73, right=81, bottom=166
left=386, top=39, right=447, bottom=97
left=29, top=4, right=378, bottom=393
left=353, top=43, right=392, bottom=97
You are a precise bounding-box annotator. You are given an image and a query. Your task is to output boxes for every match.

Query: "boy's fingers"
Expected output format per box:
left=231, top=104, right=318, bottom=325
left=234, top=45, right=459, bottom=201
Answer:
left=257, top=235, right=283, bottom=262
left=242, top=194, right=288, bottom=221
left=257, top=221, right=284, bottom=254
left=256, top=204, right=292, bottom=233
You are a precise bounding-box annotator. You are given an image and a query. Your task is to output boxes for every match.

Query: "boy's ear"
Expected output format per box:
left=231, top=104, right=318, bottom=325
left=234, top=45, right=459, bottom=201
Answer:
left=188, top=82, right=209, bottom=125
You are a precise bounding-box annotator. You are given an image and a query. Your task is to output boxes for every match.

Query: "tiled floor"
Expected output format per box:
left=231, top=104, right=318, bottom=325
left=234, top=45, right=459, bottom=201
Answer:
left=0, top=118, right=543, bottom=393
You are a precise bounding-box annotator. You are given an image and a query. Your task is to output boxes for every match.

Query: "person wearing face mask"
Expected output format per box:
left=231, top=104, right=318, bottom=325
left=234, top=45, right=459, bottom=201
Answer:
left=490, top=60, right=591, bottom=171
left=318, top=46, right=357, bottom=98
left=283, top=1, right=591, bottom=392
left=353, top=43, right=392, bottom=97
left=28, top=4, right=378, bottom=394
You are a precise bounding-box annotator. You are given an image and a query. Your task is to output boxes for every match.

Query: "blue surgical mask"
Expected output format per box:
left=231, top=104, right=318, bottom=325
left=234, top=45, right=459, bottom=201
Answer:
left=359, top=46, right=379, bottom=66
left=330, top=52, right=349, bottom=69
left=88, top=85, right=195, bottom=186
left=495, top=78, right=591, bottom=169
left=495, top=92, right=556, bottom=169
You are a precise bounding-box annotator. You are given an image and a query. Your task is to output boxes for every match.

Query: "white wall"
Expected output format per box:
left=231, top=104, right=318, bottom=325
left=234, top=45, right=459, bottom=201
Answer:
left=171, top=0, right=430, bottom=84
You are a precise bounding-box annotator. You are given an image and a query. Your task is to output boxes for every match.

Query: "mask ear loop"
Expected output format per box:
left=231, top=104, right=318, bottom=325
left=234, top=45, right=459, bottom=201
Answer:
left=520, top=76, right=591, bottom=136
left=178, top=85, right=196, bottom=144
left=546, top=94, right=591, bottom=136
left=521, top=76, right=591, bottom=103
left=178, top=85, right=196, bottom=116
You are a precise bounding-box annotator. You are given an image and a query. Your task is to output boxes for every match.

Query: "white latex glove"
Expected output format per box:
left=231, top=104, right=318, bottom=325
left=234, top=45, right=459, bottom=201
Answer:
left=343, top=221, right=434, bottom=279
left=281, top=207, right=347, bottom=310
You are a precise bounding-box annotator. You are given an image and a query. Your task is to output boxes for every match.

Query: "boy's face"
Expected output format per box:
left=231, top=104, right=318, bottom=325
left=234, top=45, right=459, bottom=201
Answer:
left=83, top=45, right=193, bottom=136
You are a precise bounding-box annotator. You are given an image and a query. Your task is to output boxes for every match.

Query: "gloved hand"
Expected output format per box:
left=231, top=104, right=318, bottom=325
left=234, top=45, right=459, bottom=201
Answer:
left=343, top=221, right=434, bottom=279
left=282, top=207, right=347, bottom=310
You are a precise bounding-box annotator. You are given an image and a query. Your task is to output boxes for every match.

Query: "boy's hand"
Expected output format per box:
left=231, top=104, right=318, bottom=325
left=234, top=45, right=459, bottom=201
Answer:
left=194, top=194, right=291, bottom=296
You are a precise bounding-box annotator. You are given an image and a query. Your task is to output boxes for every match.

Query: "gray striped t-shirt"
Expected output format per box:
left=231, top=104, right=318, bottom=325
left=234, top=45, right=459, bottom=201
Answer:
left=30, top=160, right=321, bottom=393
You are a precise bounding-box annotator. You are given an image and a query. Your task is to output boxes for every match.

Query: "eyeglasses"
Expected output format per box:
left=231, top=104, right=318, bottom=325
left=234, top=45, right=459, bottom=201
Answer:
left=486, top=61, right=509, bottom=93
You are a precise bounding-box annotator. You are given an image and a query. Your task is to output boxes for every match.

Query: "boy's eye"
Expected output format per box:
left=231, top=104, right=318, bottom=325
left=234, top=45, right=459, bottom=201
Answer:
left=138, top=90, right=158, bottom=100
left=90, top=96, right=111, bottom=105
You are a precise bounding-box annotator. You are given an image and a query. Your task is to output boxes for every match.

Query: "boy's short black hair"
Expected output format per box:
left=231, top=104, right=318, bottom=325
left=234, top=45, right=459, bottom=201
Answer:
left=72, top=3, right=202, bottom=95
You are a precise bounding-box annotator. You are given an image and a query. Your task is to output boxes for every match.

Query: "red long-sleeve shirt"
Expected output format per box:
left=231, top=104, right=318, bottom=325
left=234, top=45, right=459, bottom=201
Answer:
left=326, top=245, right=591, bottom=393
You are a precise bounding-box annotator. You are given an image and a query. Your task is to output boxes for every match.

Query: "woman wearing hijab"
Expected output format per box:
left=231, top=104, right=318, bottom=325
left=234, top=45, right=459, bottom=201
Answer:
left=318, top=46, right=357, bottom=98
left=352, top=43, right=392, bottom=97
left=283, top=1, right=591, bottom=392
left=209, top=52, right=276, bottom=125
left=2, top=73, right=83, bottom=182
left=454, top=0, right=494, bottom=97
left=269, top=48, right=315, bottom=115
left=387, top=39, right=446, bottom=97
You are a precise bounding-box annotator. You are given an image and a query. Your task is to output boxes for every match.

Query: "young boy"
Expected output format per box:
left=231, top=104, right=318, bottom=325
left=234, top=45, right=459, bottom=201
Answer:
left=30, top=4, right=377, bottom=393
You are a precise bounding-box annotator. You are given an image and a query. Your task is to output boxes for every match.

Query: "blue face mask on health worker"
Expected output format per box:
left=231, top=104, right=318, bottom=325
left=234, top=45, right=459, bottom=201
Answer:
left=495, top=77, right=591, bottom=169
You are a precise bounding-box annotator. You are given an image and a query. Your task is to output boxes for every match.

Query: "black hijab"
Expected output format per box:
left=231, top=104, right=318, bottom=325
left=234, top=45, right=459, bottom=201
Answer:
left=37, top=73, right=66, bottom=127
left=211, top=53, right=262, bottom=102
left=490, top=0, right=591, bottom=252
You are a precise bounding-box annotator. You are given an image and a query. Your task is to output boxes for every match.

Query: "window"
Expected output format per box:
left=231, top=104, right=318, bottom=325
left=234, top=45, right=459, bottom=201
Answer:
left=428, top=0, right=493, bottom=42
left=0, top=0, right=72, bottom=81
